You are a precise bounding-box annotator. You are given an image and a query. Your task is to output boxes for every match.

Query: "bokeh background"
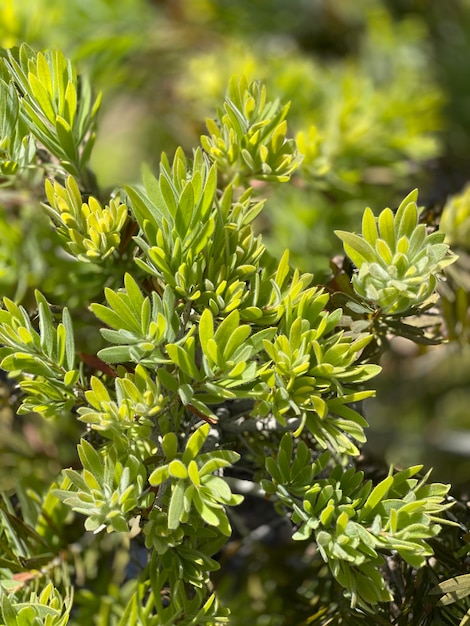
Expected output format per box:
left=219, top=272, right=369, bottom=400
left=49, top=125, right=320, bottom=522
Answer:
left=2, top=0, right=470, bottom=622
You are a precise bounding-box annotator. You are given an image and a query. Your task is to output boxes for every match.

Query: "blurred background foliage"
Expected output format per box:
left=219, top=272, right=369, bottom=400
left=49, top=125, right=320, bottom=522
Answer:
left=2, top=0, right=470, bottom=623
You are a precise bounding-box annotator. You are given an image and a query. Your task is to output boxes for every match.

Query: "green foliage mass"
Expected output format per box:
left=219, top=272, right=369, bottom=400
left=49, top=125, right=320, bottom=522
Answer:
left=0, top=37, right=466, bottom=625
left=0, top=0, right=445, bottom=293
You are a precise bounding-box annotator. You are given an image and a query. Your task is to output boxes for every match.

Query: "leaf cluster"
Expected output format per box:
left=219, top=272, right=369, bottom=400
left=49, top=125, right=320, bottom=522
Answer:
left=148, top=424, right=242, bottom=539
left=336, top=190, right=457, bottom=315
left=44, top=176, right=128, bottom=263
left=0, top=78, right=35, bottom=182
left=201, top=75, right=302, bottom=186
left=0, top=486, right=73, bottom=626
left=0, top=45, right=100, bottom=184
left=264, top=434, right=453, bottom=609
left=0, top=291, right=77, bottom=417
left=54, top=439, right=147, bottom=534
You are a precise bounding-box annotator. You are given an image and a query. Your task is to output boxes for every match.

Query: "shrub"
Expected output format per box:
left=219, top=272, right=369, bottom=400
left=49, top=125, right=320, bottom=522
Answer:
left=0, top=43, right=466, bottom=626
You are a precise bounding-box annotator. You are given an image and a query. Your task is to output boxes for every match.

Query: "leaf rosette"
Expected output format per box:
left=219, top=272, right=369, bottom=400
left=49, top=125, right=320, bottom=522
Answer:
left=336, top=190, right=457, bottom=315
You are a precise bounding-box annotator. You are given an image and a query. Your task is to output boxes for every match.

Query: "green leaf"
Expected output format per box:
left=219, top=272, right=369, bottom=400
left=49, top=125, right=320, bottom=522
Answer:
left=36, top=51, right=53, bottom=95
left=222, top=324, right=251, bottom=361
left=1, top=353, right=57, bottom=378
left=166, top=343, right=199, bottom=379
left=205, top=338, right=220, bottom=368
left=64, top=81, right=77, bottom=125
left=157, top=367, right=180, bottom=393
left=90, top=303, right=124, bottom=331
left=175, top=180, right=194, bottom=237
left=192, top=489, right=221, bottom=526
left=214, top=310, right=240, bottom=349
left=396, top=200, right=419, bottom=239
left=378, top=208, right=395, bottom=250
left=28, top=71, right=55, bottom=123
left=56, top=324, right=67, bottom=367
left=82, top=468, right=101, bottom=492
left=123, top=273, right=145, bottom=317
left=292, top=523, right=313, bottom=541
left=61, top=307, right=75, bottom=371
left=56, top=115, right=77, bottom=161
left=77, top=438, right=104, bottom=482
left=432, top=574, right=470, bottom=605
left=36, top=291, right=55, bottom=358
left=64, top=369, right=79, bottom=386
left=168, top=480, right=185, bottom=529
left=97, top=346, right=133, bottom=363
left=388, top=465, right=422, bottom=491
left=204, top=475, right=234, bottom=503
left=168, top=459, right=188, bottom=479
left=274, top=249, right=291, bottom=287
left=188, top=460, right=200, bottom=486
left=201, top=164, right=217, bottom=218
left=52, top=50, right=69, bottom=112
left=148, top=464, right=169, bottom=486
left=361, top=476, right=394, bottom=516
left=335, top=230, right=377, bottom=266
left=183, top=423, right=210, bottom=464
left=125, top=184, right=160, bottom=232
left=103, top=288, right=141, bottom=332
left=199, top=308, right=214, bottom=359
left=159, top=173, right=178, bottom=219
left=198, top=450, right=240, bottom=475
left=142, top=164, right=171, bottom=223
left=224, top=99, right=247, bottom=137
left=375, top=238, right=393, bottom=264
left=161, top=433, right=178, bottom=460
